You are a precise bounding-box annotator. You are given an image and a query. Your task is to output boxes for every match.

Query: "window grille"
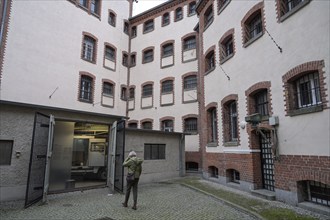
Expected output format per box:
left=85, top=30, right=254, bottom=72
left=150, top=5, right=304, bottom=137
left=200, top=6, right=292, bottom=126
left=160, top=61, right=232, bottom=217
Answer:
left=224, top=37, right=233, bottom=57
left=162, top=80, right=173, bottom=93
left=184, top=118, right=197, bottom=132
left=184, top=37, right=196, bottom=50
left=184, top=75, right=197, bottom=90
left=162, top=44, right=173, bottom=57
left=142, top=122, right=152, bottom=130
left=80, top=76, right=93, bottom=101
left=144, top=50, right=153, bottom=63
left=308, top=181, right=330, bottom=207
left=0, top=140, right=13, bottom=165
left=83, top=36, right=95, bottom=61
left=229, top=101, right=238, bottom=141
left=105, top=46, right=115, bottom=61
left=295, top=72, right=321, bottom=108
left=144, top=144, right=165, bottom=160
left=103, top=82, right=113, bottom=96
left=142, top=84, right=153, bottom=97
left=255, top=90, right=269, bottom=116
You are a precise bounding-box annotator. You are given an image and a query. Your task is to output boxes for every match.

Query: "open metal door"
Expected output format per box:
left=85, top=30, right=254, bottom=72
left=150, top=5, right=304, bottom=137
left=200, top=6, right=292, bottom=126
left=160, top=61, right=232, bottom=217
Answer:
left=25, top=113, right=54, bottom=208
left=107, top=120, right=125, bottom=193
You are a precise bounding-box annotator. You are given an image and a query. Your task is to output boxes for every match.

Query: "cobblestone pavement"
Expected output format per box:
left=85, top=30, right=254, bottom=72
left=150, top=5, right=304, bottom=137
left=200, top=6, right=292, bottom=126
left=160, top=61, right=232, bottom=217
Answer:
left=0, top=182, right=257, bottom=220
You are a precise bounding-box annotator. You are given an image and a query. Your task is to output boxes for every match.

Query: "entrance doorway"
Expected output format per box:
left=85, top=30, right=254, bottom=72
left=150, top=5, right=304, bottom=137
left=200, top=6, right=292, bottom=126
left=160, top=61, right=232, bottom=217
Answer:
left=260, top=131, right=275, bottom=191
left=48, top=121, right=110, bottom=192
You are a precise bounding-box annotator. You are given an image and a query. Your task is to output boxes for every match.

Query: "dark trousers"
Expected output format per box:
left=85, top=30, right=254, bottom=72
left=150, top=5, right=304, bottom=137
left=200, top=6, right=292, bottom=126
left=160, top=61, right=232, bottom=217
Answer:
left=124, top=178, right=139, bottom=205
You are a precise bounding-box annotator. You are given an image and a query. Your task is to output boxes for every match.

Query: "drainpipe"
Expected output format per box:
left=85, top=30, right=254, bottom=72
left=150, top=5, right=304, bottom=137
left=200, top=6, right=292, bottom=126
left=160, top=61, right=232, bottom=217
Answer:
left=0, top=0, right=8, bottom=47
left=179, top=134, right=185, bottom=177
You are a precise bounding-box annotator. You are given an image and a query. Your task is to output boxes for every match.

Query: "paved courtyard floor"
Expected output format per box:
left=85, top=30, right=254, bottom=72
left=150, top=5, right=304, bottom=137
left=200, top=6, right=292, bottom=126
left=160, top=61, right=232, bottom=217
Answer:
left=0, top=182, right=257, bottom=220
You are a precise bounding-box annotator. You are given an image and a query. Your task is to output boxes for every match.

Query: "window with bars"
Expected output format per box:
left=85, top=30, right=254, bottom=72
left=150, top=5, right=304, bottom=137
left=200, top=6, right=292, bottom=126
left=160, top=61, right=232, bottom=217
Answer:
left=162, top=80, right=173, bottom=94
left=184, top=75, right=197, bottom=90
left=129, top=88, right=135, bottom=99
left=82, top=36, right=95, bottom=62
left=188, top=1, right=196, bottom=16
left=220, top=34, right=234, bottom=63
left=144, top=19, right=154, bottom=33
left=122, top=53, right=128, bottom=67
left=248, top=13, right=262, bottom=40
left=131, top=26, right=137, bottom=37
left=184, top=118, right=198, bottom=133
left=255, top=89, right=269, bottom=116
left=162, top=44, right=173, bottom=57
left=144, top=144, right=165, bottom=160
left=162, top=13, right=170, bottom=26
left=142, top=84, right=153, bottom=97
left=108, top=12, right=116, bottom=27
left=103, top=82, right=113, bottom=96
left=279, top=0, right=309, bottom=18
left=175, top=7, right=183, bottom=21
left=229, top=101, right=238, bottom=141
left=208, top=107, right=218, bottom=143
left=183, top=36, right=196, bottom=51
left=105, top=46, right=115, bottom=61
left=218, top=0, right=231, bottom=13
left=295, top=72, right=321, bottom=109
left=143, top=49, right=153, bottom=63
left=308, top=181, right=330, bottom=207
left=80, top=75, right=93, bottom=102
left=90, top=0, right=100, bottom=15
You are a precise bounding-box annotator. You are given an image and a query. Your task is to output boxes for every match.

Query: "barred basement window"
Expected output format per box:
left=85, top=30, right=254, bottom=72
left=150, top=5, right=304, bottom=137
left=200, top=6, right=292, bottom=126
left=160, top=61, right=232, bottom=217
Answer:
left=143, top=49, right=154, bottom=63
left=144, top=144, right=165, bottom=160
left=308, top=181, right=330, bottom=207
left=0, top=140, right=13, bottom=165
left=209, top=166, right=218, bottom=178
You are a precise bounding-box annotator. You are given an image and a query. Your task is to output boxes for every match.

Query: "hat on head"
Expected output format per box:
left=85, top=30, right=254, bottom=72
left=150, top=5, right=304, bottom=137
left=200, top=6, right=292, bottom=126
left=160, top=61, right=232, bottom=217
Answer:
left=128, top=151, right=136, bottom=157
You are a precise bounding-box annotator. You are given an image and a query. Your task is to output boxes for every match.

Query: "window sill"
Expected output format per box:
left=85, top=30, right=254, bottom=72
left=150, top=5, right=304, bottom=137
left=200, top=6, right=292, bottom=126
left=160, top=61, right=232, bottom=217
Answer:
left=279, top=0, right=310, bottom=23
left=205, top=67, right=215, bottom=75
left=175, top=17, right=183, bottom=22
left=82, top=58, right=96, bottom=64
left=243, top=32, right=263, bottom=48
left=162, top=23, right=170, bottom=27
left=143, top=29, right=154, bottom=34
left=220, top=53, right=234, bottom=65
left=79, top=99, right=93, bottom=104
left=288, top=105, right=323, bottom=117
left=207, top=142, right=218, bottom=147
left=224, top=141, right=238, bottom=147
left=218, top=0, right=231, bottom=15
left=203, top=19, right=214, bottom=32
left=142, top=59, right=153, bottom=64
left=188, top=12, right=196, bottom=17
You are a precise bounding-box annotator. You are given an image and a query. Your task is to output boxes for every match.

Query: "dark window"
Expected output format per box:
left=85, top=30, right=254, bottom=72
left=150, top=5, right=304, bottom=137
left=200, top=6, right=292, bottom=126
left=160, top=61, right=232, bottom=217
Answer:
left=205, top=51, right=215, bottom=72
left=229, top=101, right=238, bottom=141
left=189, top=1, right=196, bottom=15
left=218, top=0, right=231, bottom=12
left=161, top=120, right=174, bottom=132
left=162, top=13, right=170, bottom=26
left=131, top=26, right=137, bottom=37
left=204, top=6, right=213, bottom=28
left=90, top=0, right=100, bottom=15
left=121, top=87, right=127, bottom=100
left=280, top=0, right=308, bottom=17
left=80, top=75, right=93, bottom=102
left=124, top=22, right=129, bottom=34
left=224, top=37, right=233, bottom=57
left=122, top=53, right=128, bottom=66
left=144, top=144, right=165, bottom=160
left=82, top=36, right=95, bottom=62
left=184, top=118, right=198, bottom=133
left=128, top=123, right=138, bottom=128
left=142, top=84, right=153, bottom=97
left=79, top=0, right=88, bottom=8
left=209, top=166, right=218, bottom=178
left=175, top=7, right=183, bottom=21
left=129, top=88, right=135, bottom=99
left=143, top=49, right=153, bottom=63
left=184, top=75, right=197, bottom=90
left=208, top=108, right=218, bottom=143
left=247, top=13, right=262, bottom=40
left=0, top=140, right=13, bottom=165
left=105, top=46, right=115, bottom=61
left=183, top=36, right=196, bottom=50
left=130, top=54, right=136, bottom=66
left=144, top=20, right=154, bottom=33
left=142, top=121, right=152, bottom=130
left=255, top=90, right=269, bottom=116
left=103, top=82, right=113, bottom=96
left=162, top=80, right=173, bottom=94
left=162, top=43, right=173, bottom=57
left=108, top=12, right=116, bottom=26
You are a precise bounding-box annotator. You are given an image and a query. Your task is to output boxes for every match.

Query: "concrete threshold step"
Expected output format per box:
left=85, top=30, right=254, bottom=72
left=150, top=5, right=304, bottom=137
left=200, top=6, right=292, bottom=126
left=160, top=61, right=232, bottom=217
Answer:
left=251, top=189, right=276, bottom=201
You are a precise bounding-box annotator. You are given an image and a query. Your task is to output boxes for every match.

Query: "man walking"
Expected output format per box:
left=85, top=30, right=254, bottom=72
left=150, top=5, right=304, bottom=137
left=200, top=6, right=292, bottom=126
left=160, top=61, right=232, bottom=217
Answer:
left=122, top=151, right=143, bottom=210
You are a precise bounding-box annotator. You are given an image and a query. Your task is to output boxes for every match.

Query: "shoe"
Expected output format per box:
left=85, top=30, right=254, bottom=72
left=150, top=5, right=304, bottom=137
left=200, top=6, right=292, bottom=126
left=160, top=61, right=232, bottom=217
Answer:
left=132, top=206, right=137, bottom=210
left=122, top=202, right=128, bottom=207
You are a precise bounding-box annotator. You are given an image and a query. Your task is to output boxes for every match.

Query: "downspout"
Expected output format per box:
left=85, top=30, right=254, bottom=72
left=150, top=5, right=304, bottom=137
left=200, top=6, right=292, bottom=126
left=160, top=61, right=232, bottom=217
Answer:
left=126, top=0, right=134, bottom=119
left=179, top=134, right=185, bottom=177
left=0, top=0, right=8, bottom=46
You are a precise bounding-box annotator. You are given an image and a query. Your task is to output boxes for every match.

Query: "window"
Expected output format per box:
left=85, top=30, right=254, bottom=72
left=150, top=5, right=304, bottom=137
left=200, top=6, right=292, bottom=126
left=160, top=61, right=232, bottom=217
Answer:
left=295, top=72, right=321, bottom=109
left=128, top=122, right=138, bottom=128
left=144, top=144, right=165, bottom=160
left=79, top=75, right=93, bottom=102
left=228, top=169, right=240, bottom=183
left=307, top=181, right=330, bottom=207
left=175, top=7, right=183, bottom=21
left=130, top=54, right=136, bottom=66
left=0, top=140, right=13, bottom=165
left=129, top=87, right=135, bottom=99
left=205, top=50, right=215, bottom=73
left=208, top=107, right=218, bottom=143
left=122, top=53, right=128, bottom=67
left=183, top=36, right=196, bottom=51
left=242, top=3, right=264, bottom=46
left=144, top=19, right=154, bottom=33
left=219, top=29, right=235, bottom=63
left=188, top=1, right=196, bottom=16
left=82, top=35, right=96, bottom=63
left=103, top=82, right=113, bottom=96
left=161, top=120, right=174, bottom=132
left=204, top=5, right=213, bottom=29
left=105, top=45, right=115, bottom=61
left=184, top=118, right=197, bottom=133
left=162, top=13, right=170, bottom=26
left=218, top=0, right=231, bottom=13
left=121, top=87, right=127, bottom=100
left=255, top=90, right=269, bottom=116
left=186, top=162, right=199, bottom=171
left=79, top=0, right=88, bottom=8
left=162, top=43, right=173, bottom=57
left=142, top=84, right=153, bottom=97
left=229, top=101, right=238, bottom=141
left=131, top=26, right=137, bottom=37
left=277, top=0, right=310, bottom=21
left=90, top=0, right=100, bottom=15
left=143, top=49, right=154, bottom=63
left=184, top=75, right=197, bottom=90
left=282, top=61, right=326, bottom=116
left=161, top=80, right=173, bottom=94
left=108, top=12, right=116, bottom=27
left=209, top=166, right=218, bottom=178
left=123, top=21, right=129, bottom=35
left=141, top=121, right=152, bottom=130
